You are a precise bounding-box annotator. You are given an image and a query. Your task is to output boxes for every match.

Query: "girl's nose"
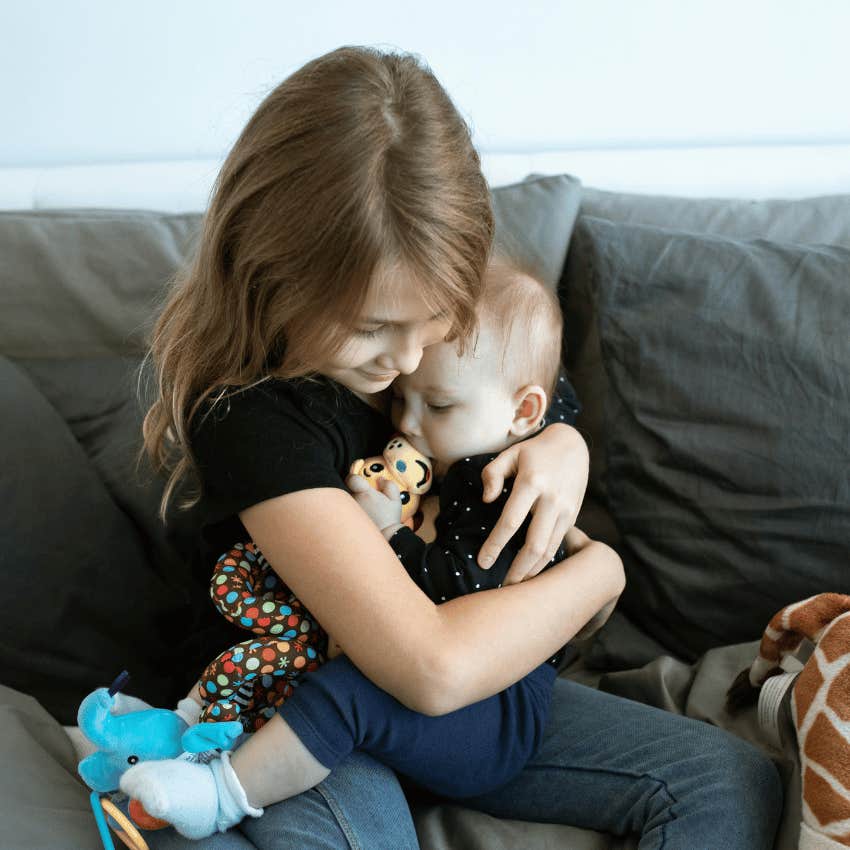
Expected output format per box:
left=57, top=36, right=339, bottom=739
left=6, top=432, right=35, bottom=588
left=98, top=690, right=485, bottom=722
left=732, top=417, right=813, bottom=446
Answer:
left=382, top=331, right=423, bottom=375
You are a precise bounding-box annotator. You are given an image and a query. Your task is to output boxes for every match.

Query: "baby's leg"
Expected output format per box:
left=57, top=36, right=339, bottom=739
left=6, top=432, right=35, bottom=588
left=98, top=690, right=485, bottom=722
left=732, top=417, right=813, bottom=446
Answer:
left=123, top=656, right=553, bottom=837
left=235, top=653, right=556, bottom=807
left=230, top=713, right=330, bottom=806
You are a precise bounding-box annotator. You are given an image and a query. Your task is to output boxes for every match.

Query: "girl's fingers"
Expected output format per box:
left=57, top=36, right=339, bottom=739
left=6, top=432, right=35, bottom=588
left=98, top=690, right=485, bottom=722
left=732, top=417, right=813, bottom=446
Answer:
left=480, top=446, right=519, bottom=503
left=532, top=516, right=572, bottom=577
left=502, top=500, right=561, bottom=585
left=477, top=482, right=537, bottom=569
left=565, top=526, right=591, bottom=555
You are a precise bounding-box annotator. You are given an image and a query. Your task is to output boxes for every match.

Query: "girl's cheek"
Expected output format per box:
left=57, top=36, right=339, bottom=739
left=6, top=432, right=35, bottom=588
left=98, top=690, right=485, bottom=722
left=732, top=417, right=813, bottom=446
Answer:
left=332, top=338, right=371, bottom=369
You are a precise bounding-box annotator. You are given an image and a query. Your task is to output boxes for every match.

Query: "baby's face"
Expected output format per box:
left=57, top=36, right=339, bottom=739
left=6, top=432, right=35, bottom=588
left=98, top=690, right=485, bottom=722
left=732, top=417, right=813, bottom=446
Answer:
left=390, top=327, right=518, bottom=474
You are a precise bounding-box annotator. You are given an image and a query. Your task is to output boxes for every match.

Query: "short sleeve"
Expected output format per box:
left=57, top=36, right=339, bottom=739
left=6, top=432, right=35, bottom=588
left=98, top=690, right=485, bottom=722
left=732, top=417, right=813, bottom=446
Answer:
left=541, top=370, right=581, bottom=427
left=190, top=382, right=347, bottom=524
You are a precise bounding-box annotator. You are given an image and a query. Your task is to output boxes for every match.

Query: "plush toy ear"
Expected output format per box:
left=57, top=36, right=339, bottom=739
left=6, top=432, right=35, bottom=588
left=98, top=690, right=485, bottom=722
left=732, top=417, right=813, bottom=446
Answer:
left=182, top=721, right=244, bottom=753
left=78, top=750, right=123, bottom=793
left=111, top=693, right=154, bottom=715
left=78, top=688, right=120, bottom=751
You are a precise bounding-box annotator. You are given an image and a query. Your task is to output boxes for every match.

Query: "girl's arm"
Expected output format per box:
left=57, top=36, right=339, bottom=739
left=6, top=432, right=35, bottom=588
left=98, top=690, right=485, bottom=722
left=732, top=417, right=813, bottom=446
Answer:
left=240, top=487, right=624, bottom=716
left=561, top=526, right=620, bottom=641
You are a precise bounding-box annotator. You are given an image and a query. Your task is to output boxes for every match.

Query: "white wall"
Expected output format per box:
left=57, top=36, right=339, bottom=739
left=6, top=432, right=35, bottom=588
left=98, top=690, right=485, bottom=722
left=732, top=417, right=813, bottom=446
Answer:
left=2, top=1, right=849, bottom=206
left=3, top=0, right=849, bottom=167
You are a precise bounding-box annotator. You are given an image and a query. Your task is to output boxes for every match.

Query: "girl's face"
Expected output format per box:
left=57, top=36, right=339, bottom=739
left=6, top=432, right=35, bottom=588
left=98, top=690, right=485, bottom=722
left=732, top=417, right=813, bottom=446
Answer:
left=319, top=265, right=453, bottom=397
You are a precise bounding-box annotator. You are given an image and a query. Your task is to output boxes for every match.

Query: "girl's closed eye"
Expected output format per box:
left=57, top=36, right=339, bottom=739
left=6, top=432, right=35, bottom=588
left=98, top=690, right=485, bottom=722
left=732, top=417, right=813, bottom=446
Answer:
left=427, top=402, right=454, bottom=413
left=355, top=326, right=383, bottom=339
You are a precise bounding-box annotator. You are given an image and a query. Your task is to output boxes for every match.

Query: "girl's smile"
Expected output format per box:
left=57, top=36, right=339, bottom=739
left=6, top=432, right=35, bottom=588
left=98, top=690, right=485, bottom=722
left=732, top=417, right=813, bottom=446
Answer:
left=319, top=263, right=453, bottom=398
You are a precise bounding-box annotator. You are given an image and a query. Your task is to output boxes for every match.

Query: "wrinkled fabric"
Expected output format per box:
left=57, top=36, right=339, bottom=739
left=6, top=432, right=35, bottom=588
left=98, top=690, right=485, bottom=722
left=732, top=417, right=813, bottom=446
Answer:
left=576, top=217, right=850, bottom=660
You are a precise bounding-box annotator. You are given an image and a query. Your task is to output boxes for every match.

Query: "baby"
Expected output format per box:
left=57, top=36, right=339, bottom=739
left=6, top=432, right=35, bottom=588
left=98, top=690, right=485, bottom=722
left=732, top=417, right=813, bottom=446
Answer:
left=121, top=260, right=620, bottom=839
left=355, top=256, right=575, bottom=601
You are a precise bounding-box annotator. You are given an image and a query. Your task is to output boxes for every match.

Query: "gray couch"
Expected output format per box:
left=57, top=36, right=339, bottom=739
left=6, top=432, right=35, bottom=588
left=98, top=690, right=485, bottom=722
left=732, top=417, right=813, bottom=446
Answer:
left=2, top=175, right=848, bottom=849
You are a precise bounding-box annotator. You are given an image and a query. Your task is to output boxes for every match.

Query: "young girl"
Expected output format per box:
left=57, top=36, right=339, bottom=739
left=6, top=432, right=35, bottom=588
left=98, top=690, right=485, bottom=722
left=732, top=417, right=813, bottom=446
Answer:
left=122, top=263, right=621, bottom=838
left=137, top=46, right=781, bottom=850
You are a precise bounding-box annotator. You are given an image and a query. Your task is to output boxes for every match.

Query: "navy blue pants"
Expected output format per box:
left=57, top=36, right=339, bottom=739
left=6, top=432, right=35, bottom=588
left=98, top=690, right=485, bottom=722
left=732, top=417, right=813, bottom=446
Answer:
left=277, top=655, right=556, bottom=799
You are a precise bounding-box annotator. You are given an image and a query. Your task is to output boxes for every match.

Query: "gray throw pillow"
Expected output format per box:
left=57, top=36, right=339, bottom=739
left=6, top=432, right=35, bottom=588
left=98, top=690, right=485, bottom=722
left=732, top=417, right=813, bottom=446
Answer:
left=492, top=173, right=581, bottom=290
left=0, top=209, right=201, bottom=359
left=580, top=187, right=850, bottom=247
left=576, top=216, right=850, bottom=659
left=0, top=175, right=581, bottom=359
left=0, top=355, right=192, bottom=722
left=562, top=192, right=850, bottom=542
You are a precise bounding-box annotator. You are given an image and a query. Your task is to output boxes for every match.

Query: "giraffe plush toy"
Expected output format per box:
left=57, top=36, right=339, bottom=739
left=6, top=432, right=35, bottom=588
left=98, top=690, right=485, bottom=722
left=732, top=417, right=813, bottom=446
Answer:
left=727, top=593, right=850, bottom=849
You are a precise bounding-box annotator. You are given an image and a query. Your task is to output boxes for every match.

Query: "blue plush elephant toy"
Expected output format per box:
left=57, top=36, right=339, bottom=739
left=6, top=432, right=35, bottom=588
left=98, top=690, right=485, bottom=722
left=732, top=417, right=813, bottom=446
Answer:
left=77, top=671, right=243, bottom=845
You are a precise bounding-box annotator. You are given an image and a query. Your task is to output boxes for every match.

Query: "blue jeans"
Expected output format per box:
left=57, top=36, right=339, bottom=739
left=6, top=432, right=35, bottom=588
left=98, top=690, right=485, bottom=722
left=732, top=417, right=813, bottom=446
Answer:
left=137, top=675, right=782, bottom=849
left=132, top=750, right=418, bottom=849
left=464, top=677, right=783, bottom=849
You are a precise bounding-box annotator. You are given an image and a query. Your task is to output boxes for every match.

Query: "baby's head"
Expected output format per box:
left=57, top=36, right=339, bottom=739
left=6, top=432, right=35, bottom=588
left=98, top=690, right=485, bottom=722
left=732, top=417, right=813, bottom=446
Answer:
left=391, top=259, right=563, bottom=473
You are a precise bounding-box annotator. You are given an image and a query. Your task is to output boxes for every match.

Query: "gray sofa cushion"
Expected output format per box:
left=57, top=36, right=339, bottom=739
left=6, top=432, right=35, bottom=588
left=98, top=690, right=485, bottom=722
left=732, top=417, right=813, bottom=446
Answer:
left=0, top=209, right=200, bottom=359
left=16, top=356, right=202, bottom=570
left=580, top=187, right=850, bottom=246
left=562, top=191, right=850, bottom=548
left=0, top=685, right=100, bottom=850
left=492, top=173, right=581, bottom=289
left=0, top=355, right=198, bottom=723
left=0, top=174, right=581, bottom=360
left=575, top=216, right=850, bottom=659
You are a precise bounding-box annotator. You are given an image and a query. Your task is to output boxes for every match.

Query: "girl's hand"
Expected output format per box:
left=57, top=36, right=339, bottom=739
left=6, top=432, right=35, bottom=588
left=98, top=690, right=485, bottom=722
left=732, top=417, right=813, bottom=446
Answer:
left=477, top=423, right=589, bottom=585
left=346, top=474, right=403, bottom=533
left=564, top=525, right=592, bottom=556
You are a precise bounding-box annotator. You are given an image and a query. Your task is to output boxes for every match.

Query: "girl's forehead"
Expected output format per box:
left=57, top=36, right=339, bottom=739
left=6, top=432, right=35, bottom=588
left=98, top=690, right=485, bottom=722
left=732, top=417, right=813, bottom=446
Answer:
left=363, top=266, right=439, bottom=324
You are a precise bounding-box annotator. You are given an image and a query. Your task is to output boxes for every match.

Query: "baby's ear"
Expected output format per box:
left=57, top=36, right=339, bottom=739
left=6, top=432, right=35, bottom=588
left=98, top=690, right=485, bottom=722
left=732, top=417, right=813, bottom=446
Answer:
left=510, top=385, right=548, bottom=437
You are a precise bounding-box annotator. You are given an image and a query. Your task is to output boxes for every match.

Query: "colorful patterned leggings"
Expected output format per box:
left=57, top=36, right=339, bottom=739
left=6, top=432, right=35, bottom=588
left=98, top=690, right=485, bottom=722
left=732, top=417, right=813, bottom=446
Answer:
left=198, top=542, right=327, bottom=732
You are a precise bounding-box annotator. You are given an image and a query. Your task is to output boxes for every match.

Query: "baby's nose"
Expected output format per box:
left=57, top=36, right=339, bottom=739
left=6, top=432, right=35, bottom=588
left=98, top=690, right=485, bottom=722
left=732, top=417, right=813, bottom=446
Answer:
left=399, top=408, right=420, bottom=436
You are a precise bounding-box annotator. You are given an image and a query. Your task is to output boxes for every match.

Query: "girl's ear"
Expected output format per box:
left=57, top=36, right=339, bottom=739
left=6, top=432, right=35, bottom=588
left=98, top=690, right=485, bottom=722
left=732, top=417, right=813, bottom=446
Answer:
left=510, top=385, right=548, bottom=437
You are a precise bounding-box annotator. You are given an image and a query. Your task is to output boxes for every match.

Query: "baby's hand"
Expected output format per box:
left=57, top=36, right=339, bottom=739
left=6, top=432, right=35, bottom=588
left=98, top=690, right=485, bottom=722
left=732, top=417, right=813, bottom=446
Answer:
left=346, top=474, right=403, bottom=533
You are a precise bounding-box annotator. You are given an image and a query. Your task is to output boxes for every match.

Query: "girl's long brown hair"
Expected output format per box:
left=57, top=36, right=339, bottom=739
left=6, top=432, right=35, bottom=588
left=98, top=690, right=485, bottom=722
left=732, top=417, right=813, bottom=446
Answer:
left=141, top=46, right=493, bottom=520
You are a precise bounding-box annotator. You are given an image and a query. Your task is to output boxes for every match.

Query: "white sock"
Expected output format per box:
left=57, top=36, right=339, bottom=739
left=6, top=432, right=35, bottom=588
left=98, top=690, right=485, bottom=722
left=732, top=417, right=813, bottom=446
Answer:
left=120, top=751, right=263, bottom=839
left=211, top=751, right=264, bottom=832
left=173, top=695, right=203, bottom=728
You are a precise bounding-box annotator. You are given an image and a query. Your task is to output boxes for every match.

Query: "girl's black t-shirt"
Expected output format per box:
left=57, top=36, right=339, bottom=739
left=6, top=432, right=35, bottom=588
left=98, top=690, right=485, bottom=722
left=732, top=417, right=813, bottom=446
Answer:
left=190, top=375, right=395, bottom=572
left=180, top=372, right=580, bottom=675
left=181, top=375, right=394, bottom=671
